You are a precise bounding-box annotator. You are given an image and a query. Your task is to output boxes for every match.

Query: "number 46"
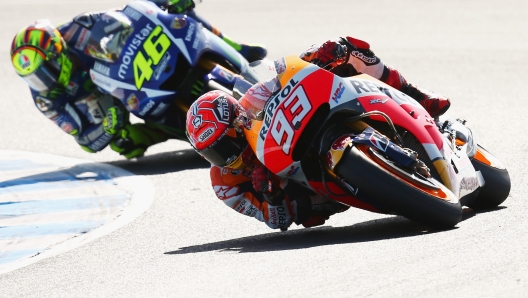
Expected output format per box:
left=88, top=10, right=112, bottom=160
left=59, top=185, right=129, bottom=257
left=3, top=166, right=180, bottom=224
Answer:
left=133, top=25, right=171, bottom=90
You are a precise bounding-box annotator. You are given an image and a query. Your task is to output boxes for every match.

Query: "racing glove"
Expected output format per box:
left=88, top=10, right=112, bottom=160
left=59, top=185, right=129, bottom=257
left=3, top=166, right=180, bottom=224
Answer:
left=300, top=38, right=348, bottom=69
left=110, top=123, right=169, bottom=159
left=102, top=106, right=127, bottom=135
left=252, top=165, right=285, bottom=205
left=167, top=0, right=195, bottom=13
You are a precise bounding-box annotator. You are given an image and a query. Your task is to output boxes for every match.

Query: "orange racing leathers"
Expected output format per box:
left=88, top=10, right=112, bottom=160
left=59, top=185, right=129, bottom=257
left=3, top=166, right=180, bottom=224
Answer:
left=210, top=157, right=322, bottom=230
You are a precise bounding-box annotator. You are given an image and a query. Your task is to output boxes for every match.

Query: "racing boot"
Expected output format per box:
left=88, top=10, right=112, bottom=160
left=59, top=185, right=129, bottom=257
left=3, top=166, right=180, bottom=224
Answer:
left=220, top=35, right=267, bottom=62
left=400, top=83, right=451, bottom=118
left=382, top=65, right=451, bottom=118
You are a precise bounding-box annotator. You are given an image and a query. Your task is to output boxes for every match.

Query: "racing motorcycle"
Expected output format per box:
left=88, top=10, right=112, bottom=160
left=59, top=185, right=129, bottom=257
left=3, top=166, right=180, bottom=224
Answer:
left=233, top=56, right=511, bottom=229
left=87, top=0, right=248, bottom=140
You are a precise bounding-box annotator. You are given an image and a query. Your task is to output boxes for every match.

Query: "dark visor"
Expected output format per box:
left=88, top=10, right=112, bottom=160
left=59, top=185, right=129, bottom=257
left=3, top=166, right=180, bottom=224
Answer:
left=198, top=132, right=247, bottom=167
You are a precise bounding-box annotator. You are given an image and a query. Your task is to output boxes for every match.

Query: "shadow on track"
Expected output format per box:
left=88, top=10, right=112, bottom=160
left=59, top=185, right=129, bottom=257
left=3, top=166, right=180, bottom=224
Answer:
left=165, top=216, right=440, bottom=254
left=165, top=206, right=507, bottom=254
left=0, top=149, right=208, bottom=189
left=105, top=148, right=210, bottom=176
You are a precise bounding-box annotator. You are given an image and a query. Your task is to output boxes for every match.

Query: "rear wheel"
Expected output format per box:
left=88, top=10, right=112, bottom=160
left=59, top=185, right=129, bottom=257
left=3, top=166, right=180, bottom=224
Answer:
left=467, top=145, right=511, bottom=209
left=335, top=145, right=462, bottom=229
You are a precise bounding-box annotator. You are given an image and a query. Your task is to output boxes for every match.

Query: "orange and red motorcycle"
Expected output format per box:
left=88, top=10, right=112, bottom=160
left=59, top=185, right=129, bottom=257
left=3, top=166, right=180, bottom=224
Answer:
left=233, top=56, right=510, bottom=228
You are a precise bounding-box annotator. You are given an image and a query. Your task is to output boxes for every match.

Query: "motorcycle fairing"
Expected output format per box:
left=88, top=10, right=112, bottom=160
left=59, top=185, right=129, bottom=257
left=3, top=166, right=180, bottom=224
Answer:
left=89, top=0, right=246, bottom=122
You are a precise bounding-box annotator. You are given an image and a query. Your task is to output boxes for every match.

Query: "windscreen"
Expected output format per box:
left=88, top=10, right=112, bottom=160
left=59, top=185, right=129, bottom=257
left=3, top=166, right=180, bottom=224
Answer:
left=234, top=59, right=281, bottom=120
left=84, top=10, right=134, bottom=63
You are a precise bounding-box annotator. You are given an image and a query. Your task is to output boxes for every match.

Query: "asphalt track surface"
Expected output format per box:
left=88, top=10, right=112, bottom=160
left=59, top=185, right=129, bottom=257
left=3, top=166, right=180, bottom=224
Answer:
left=1, top=0, right=527, bottom=297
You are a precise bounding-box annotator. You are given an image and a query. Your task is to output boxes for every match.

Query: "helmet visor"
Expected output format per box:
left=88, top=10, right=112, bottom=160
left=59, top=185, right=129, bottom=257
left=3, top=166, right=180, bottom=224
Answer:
left=198, top=129, right=248, bottom=167
left=19, top=52, right=71, bottom=92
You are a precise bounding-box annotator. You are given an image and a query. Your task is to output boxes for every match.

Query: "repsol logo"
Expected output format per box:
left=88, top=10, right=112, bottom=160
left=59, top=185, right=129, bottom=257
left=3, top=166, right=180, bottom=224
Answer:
left=349, top=79, right=384, bottom=95
left=259, top=78, right=298, bottom=141
left=269, top=206, right=288, bottom=227
left=118, top=23, right=153, bottom=79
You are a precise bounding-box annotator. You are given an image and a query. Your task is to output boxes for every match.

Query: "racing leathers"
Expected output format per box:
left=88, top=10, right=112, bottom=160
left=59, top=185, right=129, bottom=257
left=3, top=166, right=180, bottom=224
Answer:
left=28, top=1, right=266, bottom=159
left=300, top=36, right=451, bottom=117
left=210, top=152, right=348, bottom=231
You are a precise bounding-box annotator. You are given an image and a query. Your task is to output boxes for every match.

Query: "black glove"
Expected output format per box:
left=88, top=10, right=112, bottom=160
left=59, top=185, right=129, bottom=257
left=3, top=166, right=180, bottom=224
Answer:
left=252, top=165, right=284, bottom=205
left=167, top=0, right=195, bottom=13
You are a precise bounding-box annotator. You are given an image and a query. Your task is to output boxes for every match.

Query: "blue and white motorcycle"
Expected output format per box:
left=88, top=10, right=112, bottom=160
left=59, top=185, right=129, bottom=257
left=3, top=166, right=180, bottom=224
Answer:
left=87, top=0, right=250, bottom=140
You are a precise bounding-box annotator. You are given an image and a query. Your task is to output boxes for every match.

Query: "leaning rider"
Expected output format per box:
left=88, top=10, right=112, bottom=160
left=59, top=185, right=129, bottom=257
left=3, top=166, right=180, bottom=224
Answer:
left=183, top=37, right=451, bottom=231
left=9, top=0, right=267, bottom=159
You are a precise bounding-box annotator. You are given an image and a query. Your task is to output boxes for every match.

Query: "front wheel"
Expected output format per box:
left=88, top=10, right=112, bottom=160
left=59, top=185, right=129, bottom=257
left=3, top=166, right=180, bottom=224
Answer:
left=335, top=145, right=462, bottom=229
left=467, top=145, right=511, bottom=210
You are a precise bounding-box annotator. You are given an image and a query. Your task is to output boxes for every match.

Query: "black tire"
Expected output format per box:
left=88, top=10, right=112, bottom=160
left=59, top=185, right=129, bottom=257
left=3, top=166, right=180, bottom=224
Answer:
left=467, top=145, right=511, bottom=210
left=335, top=145, right=462, bottom=229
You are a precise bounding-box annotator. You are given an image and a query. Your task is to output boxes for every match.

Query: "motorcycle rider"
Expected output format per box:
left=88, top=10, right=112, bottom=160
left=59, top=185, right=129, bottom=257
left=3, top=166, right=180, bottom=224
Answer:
left=185, top=37, right=451, bottom=231
left=186, top=90, right=349, bottom=231
left=9, top=0, right=267, bottom=159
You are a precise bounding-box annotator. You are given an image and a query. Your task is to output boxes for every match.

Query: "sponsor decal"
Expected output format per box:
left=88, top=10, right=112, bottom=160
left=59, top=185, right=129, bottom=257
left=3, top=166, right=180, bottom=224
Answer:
left=60, top=122, right=73, bottom=133
left=66, top=81, right=79, bottom=95
left=91, top=133, right=114, bottom=151
left=460, top=176, right=479, bottom=191
left=286, top=166, right=300, bottom=177
left=349, top=79, right=384, bottom=95
left=235, top=200, right=259, bottom=217
left=369, top=133, right=389, bottom=152
left=225, top=154, right=238, bottom=165
left=19, top=55, right=31, bottom=70
left=127, top=93, right=139, bottom=110
left=185, top=22, right=195, bottom=42
left=93, top=62, right=110, bottom=76
left=118, top=23, right=154, bottom=80
left=63, top=23, right=80, bottom=42
left=331, top=135, right=352, bottom=150
left=139, top=99, right=156, bottom=116
left=171, top=17, right=187, bottom=29
left=123, top=6, right=142, bottom=21
left=259, top=78, right=299, bottom=140
left=153, top=52, right=171, bottom=80
left=198, top=127, right=215, bottom=143
left=91, top=73, right=112, bottom=89
left=331, top=82, right=345, bottom=103
left=370, top=98, right=389, bottom=104
left=74, top=28, right=91, bottom=50
left=191, top=112, right=202, bottom=128
left=215, top=95, right=230, bottom=122
left=216, top=186, right=239, bottom=200
left=150, top=102, right=167, bottom=117
left=269, top=206, right=288, bottom=228
left=350, top=50, right=377, bottom=64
